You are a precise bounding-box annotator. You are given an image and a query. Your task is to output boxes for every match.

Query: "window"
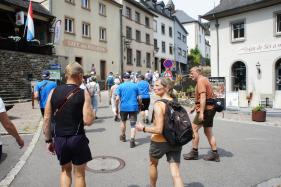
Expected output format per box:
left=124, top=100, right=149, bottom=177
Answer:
left=82, top=22, right=90, bottom=37
left=81, top=0, right=89, bottom=9
left=125, top=7, right=131, bottom=19
left=169, top=27, right=172, bottom=37
left=65, top=17, right=74, bottom=33
left=276, top=13, right=281, bottom=34
left=169, top=45, right=173, bottom=55
left=99, top=3, right=106, bottom=16
left=231, top=20, right=245, bottom=41
left=127, top=48, right=133, bottom=65
left=161, top=24, right=165, bottom=35
left=135, top=12, right=140, bottom=23
left=162, top=41, right=165, bottom=53
left=154, top=39, right=158, bottom=51
left=145, top=17, right=150, bottom=28
left=146, top=34, right=150, bottom=45
left=136, top=30, right=141, bottom=42
left=153, top=20, right=157, bottom=32
left=178, top=48, right=182, bottom=56
left=136, top=50, right=141, bottom=67
left=182, top=35, right=186, bottom=43
left=183, top=50, right=186, bottom=58
left=177, top=31, right=181, bottom=40
left=126, top=26, right=132, bottom=39
left=65, top=0, right=75, bottom=4
left=146, top=53, right=151, bottom=68
left=99, top=27, right=106, bottom=41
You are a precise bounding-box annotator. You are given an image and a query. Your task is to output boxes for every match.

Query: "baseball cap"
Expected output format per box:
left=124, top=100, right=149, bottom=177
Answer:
left=123, top=73, right=130, bottom=79
left=42, top=70, right=50, bottom=78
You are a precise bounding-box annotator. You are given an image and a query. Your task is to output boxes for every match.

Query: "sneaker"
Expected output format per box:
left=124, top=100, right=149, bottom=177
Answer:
left=119, top=135, right=126, bottom=142
left=203, top=152, right=220, bottom=162
left=130, top=139, right=136, bottom=148
left=183, top=149, right=199, bottom=160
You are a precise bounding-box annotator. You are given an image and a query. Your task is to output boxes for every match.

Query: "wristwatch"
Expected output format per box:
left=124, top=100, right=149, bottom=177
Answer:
left=45, top=139, right=53, bottom=143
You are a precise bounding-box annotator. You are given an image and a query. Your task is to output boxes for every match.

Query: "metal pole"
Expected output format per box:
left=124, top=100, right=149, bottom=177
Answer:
left=215, top=18, right=220, bottom=77
left=120, top=9, right=124, bottom=76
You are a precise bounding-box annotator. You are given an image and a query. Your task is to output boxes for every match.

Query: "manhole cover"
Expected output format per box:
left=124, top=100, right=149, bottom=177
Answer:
left=87, top=156, right=125, bottom=173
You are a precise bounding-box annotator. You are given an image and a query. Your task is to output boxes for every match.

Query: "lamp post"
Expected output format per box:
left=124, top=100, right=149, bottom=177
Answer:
left=256, top=62, right=261, bottom=75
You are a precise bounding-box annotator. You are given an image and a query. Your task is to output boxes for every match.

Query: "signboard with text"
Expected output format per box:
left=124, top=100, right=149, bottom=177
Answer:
left=209, top=77, right=226, bottom=110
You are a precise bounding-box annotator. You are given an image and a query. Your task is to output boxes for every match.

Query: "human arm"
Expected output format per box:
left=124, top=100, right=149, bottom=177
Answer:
left=0, top=112, right=24, bottom=148
left=136, top=102, right=165, bottom=134
left=83, top=89, right=95, bottom=126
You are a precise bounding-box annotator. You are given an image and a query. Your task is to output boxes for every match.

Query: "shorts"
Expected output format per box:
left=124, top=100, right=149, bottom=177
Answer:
left=149, top=141, right=182, bottom=163
left=140, top=98, right=150, bottom=111
left=120, top=112, right=137, bottom=127
left=193, top=109, right=216, bottom=127
left=54, top=134, right=92, bottom=166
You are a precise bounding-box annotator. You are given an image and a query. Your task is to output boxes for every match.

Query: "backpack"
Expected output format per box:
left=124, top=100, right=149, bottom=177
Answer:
left=107, top=75, right=114, bottom=85
left=206, top=98, right=224, bottom=112
left=158, top=99, right=193, bottom=146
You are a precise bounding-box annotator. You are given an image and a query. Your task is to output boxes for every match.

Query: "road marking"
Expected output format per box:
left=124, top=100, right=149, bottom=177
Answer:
left=0, top=120, right=43, bottom=187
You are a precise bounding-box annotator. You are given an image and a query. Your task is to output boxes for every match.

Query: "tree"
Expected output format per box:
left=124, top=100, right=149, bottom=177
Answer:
left=188, top=47, right=202, bottom=67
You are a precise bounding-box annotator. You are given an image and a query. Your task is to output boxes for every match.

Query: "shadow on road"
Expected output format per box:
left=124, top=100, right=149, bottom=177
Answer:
left=0, top=153, right=7, bottom=164
left=8, top=116, right=20, bottom=120
left=97, top=116, right=114, bottom=120
left=98, top=106, right=110, bottom=109
left=136, top=136, right=151, bottom=146
left=200, top=147, right=233, bottom=158
left=85, top=128, right=106, bottom=133
left=184, top=182, right=205, bottom=187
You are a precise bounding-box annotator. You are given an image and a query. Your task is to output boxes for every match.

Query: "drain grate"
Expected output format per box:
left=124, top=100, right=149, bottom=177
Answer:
left=87, top=156, right=125, bottom=173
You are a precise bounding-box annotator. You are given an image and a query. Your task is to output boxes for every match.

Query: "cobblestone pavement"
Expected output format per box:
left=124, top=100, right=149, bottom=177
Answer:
left=0, top=102, right=41, bottom=135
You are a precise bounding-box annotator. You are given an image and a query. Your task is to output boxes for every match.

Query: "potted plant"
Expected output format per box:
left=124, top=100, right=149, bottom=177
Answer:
left=252, top=105, right=266, bottom=122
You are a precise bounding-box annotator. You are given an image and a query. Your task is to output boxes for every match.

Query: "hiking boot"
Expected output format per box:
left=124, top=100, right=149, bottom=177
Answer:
left=119, top=135, right=126, bottom=142
left=114, top=116, right=120, bottom=122
left=130, top=139, right=136, bottom=148
left=203, top=152, right=220, bottom=162
left=183, top=149, right=199, bottom=160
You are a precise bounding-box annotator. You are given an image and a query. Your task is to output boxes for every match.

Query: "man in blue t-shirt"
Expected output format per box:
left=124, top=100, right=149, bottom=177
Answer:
left=34, top=70, right=57, bottom=116
left=106, top=72, right=115, bottom=105
left=116, top=73, right=141, bottom=148
left=137, top=75, right=151, bottom=124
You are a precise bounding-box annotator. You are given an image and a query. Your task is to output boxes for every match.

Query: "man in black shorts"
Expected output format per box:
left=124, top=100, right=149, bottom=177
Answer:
left=137, top=75, right=151, bottom=124
left=43, top=62, right=94, bottom=186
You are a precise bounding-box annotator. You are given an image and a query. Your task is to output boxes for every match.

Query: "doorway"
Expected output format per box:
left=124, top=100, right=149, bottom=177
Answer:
left=100, top=60, right=106, bottom=80
left=75, top=57, right=82, bottom=65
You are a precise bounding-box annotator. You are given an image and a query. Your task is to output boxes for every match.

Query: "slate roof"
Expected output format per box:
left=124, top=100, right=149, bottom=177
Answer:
left=125, top=0, right=157, bottom=17
left=2, top=0, right=54, bottom=17
left=202, top=0, right=281, bottom=20
left=174, top=10, right=197, bottom=23
left=140, top=0, right=173, bottom=20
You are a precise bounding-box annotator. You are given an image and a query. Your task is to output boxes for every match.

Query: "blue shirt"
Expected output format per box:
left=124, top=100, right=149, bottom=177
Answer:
left=35, top=80, right=57, bottom=108
left=137, top=80, right=150, bottom=99
left=116, top=82, right=139, bottom=112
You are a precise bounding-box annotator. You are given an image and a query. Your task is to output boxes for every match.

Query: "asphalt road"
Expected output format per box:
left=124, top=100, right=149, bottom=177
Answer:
left=9, top=92, right=281, bottom=187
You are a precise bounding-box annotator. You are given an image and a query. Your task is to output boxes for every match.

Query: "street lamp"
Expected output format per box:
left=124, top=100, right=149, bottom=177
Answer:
left=256, top=62, right=261, bottom=74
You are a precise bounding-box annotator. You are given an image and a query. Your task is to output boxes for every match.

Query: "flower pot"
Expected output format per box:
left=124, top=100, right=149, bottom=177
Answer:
left=252, top=111, right=266, bottom=122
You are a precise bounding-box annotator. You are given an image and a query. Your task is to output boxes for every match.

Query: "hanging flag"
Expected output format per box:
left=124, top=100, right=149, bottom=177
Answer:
left=54, top=20, right=62, bottom=44
left=25, top=1, right=34, bottom=41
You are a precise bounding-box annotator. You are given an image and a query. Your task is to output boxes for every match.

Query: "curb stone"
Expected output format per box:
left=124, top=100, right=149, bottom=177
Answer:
left=0, top=120, right=43, bottom=187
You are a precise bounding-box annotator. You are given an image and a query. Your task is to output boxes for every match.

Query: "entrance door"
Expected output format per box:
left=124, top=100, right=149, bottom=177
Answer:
left=231, top=61, right=246, bottom=91
left=75, top=57, right=82, bottom=65
left=276, top=59, right=281, bottom=90
left=100, top=60, right=106, bottom=80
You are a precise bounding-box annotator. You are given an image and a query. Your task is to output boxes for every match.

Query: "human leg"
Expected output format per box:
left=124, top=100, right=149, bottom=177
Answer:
left=183, top=123, right=202, bottom=160
left=60, top=163, right=72, bottom=187
left=129, top=112, right=137, bottom=148
left=73, top=164, right=87, bottom=187
left=149, top=157, right=159, bottom=187
left=203, top=127, right=220, bottom=162
left=169, top=162, right=184, bottom=187
left=120, top=112, right=127, bottom=142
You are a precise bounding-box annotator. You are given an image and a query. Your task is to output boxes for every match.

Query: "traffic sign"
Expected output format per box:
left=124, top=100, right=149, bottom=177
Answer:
left=163, top=59, right=173, bottom=69
left=163, top=69, right=173, bottom=78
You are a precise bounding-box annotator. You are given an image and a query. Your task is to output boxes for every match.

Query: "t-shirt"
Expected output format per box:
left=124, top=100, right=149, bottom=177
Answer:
left=0, top=97, right=6, bottom=113
left=106, top=75, right=114, bottom=86
left=87, top=82, right=100, bottom=96
left=35, top=80, right=57, bottom=109
left=195, top=76, right=214, bottom=112
left=137, top=80, right=150, bottom=99
left=116, top=82, right=139, bottom=112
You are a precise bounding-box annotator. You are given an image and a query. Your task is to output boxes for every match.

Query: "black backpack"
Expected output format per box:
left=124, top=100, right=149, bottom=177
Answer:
left=158, top=99, right=193, bottom=146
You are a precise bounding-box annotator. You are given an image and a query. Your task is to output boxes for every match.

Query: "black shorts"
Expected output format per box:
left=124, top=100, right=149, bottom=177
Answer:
left=120, top=112, right=137, bottom=127
left=140, top=98, right=150, bottom=111
left=54, top=134, right=92, bottom=166
left=193, top=109, right=216, bottom=127
left=149, top=141, right=182, bottom=163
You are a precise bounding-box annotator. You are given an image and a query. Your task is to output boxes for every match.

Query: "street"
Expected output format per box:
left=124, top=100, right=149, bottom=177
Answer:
left=2, top=92, right=280, bottom=187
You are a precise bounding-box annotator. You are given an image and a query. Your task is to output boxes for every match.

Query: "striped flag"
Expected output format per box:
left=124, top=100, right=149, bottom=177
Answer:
left=25, top=1, right=34, bottom=41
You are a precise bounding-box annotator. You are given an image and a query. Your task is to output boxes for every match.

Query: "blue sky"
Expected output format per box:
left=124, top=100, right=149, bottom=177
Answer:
left=163, top=0, right=220, bottom=20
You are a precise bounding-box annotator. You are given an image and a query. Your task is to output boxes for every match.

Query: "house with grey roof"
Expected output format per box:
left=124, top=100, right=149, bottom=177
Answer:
left=202, top=0, right=281, bottom=109
left=174, top=10, right=208, bottom=61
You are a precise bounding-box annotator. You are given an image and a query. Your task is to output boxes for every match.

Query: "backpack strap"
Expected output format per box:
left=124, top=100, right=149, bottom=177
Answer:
left=151, top=99, right=171, bottom=123
left=53, top=87, right=81, bottom=117
left=38, top=82, right=48, bottom=101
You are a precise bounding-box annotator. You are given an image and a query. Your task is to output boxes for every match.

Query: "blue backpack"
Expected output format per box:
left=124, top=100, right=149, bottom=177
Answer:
left=107, top=76, right=114, bottom=85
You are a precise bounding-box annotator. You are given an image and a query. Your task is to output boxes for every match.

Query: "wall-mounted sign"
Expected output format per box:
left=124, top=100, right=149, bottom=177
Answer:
left=63, top=39, right=107, bottom=53
left=209, top=77, right=226, bottom=110
left=15, top=11, right=24, bottom=26
left=226, top=92, right=239, bottom=109
left=239, top=42, right=281, bottom=54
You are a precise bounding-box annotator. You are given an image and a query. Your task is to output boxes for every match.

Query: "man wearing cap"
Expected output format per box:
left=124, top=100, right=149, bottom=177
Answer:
left=115, top=73, right=141, bottom=148
left=34, top=70, right=57, bottom=116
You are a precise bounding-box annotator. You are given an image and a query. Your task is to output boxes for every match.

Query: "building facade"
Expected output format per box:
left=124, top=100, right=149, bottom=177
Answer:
left=121, top=0, right=155, bottom=74
left=141, top=0, right=175, bottom=73
left=203, top=0, right=281, bottom=109
left=42, top=0, right=122, bottom=80
left=175, top=10, right=207, bottom=60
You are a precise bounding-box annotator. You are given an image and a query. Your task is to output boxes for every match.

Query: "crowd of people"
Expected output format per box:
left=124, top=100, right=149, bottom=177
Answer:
left=0, top=64, right=220, bottom=187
